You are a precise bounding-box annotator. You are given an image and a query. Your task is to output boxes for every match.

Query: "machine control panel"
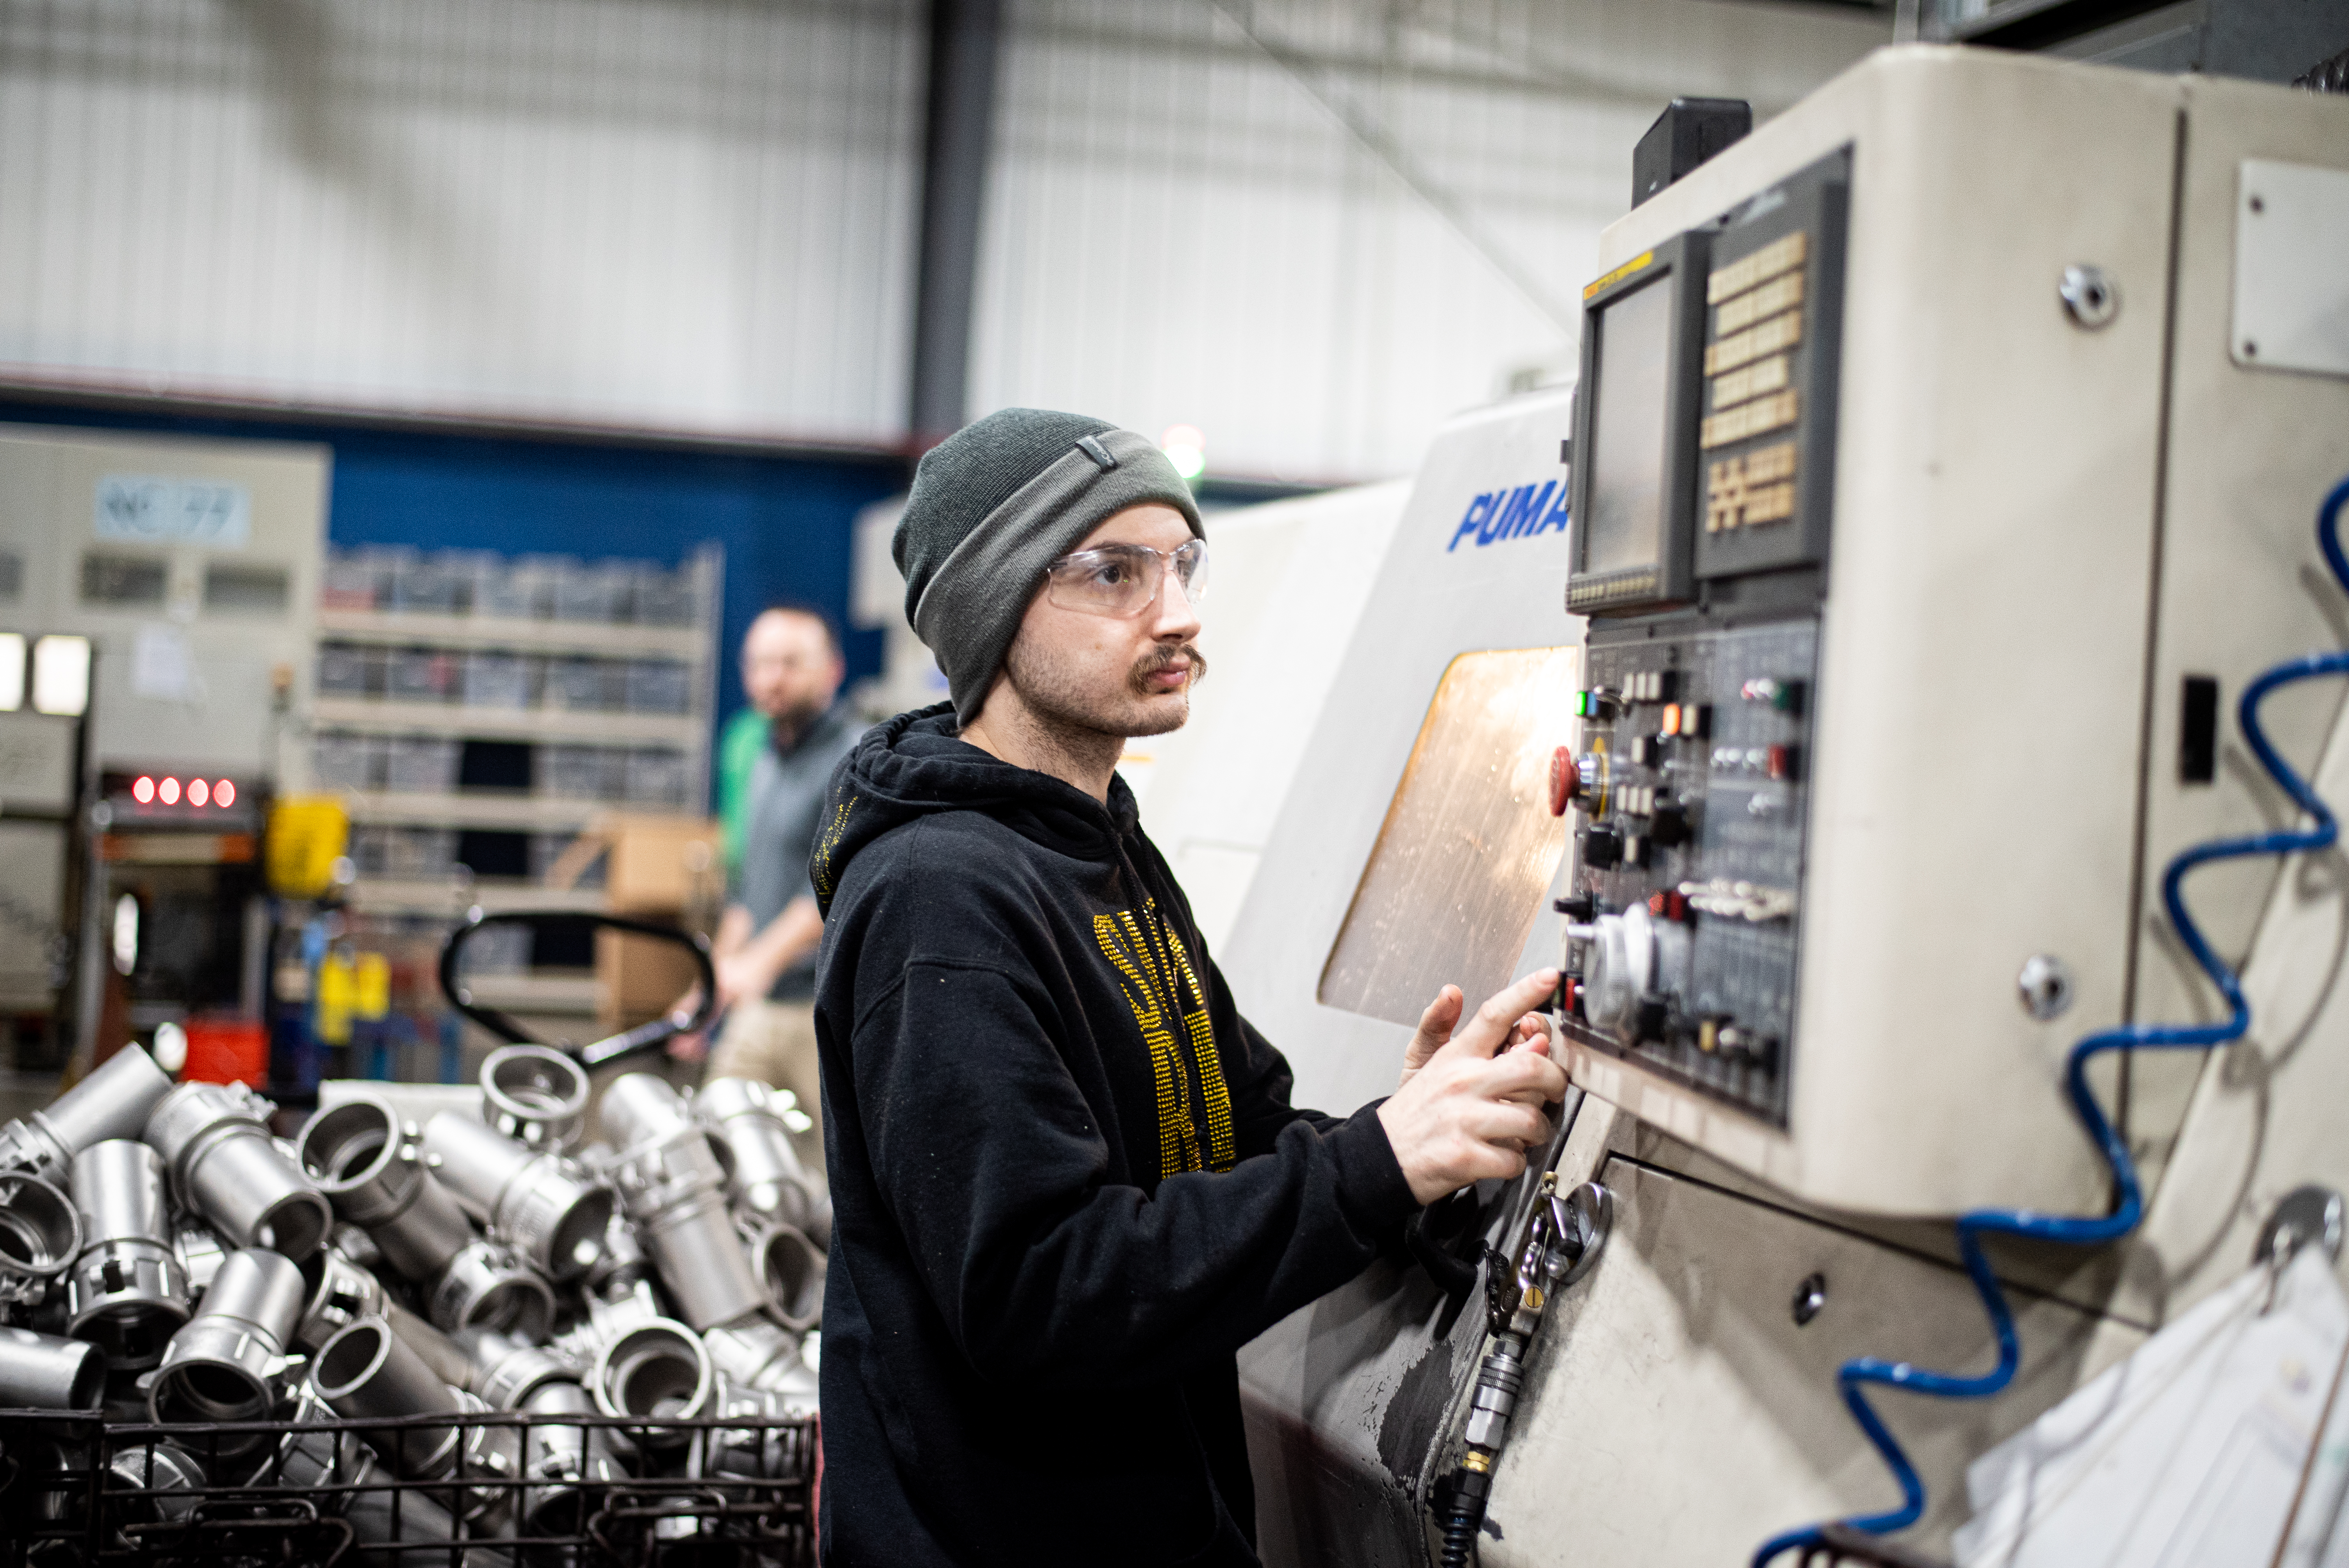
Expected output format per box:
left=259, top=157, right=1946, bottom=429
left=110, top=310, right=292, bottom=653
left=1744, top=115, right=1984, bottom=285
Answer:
left=1558, top=147, right=1848, bottom=1130
left=1556, top=619, right=1817, bottom=1126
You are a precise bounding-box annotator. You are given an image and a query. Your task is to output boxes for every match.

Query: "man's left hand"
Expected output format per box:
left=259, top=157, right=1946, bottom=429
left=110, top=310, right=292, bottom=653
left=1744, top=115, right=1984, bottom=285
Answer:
left=1399, top=984, right=1551, bottom=1098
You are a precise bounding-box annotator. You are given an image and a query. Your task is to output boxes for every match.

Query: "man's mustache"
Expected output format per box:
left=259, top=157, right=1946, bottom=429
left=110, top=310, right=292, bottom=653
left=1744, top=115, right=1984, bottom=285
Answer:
left=1132, top=643, right=1207, bottom=694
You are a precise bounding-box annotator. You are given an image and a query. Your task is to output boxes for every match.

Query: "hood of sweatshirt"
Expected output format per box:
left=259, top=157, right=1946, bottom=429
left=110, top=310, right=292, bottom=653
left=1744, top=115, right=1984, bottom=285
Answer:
left=811, top=702, right=1140, bottom=914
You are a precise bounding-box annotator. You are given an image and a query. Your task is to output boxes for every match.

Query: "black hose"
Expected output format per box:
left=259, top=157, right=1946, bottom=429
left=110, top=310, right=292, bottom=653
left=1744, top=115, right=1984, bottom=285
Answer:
left=1438, top=1463, right=1492, bottom=1568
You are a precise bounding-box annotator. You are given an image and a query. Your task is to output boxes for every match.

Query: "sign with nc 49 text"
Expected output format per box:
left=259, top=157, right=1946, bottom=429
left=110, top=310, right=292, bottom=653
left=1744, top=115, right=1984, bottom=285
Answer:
left=94, top=474, right=252, bottom=549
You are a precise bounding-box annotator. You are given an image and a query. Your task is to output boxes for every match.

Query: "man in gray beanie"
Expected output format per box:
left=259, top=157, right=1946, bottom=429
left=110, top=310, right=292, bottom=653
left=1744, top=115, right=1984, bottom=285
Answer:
left=807, top=407, right=1567, bottom=1566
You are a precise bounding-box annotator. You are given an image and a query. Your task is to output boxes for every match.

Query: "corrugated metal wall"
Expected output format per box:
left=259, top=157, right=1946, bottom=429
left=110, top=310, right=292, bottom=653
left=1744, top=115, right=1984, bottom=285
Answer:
left=0, top=0, right=1887, bottom=479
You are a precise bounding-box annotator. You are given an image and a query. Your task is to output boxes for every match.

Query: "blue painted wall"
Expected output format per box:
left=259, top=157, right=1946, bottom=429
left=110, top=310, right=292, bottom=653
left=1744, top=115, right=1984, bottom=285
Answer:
left=0, top=401, right=908, bottom=805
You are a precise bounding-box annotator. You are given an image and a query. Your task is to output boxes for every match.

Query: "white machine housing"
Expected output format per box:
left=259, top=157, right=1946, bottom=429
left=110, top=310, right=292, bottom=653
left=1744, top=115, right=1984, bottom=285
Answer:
left=1554, top=47, right=2349, bottom=1218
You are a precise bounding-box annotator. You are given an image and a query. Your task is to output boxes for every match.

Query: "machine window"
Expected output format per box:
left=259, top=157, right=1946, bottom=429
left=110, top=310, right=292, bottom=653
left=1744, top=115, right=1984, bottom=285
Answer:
left=1318, top=646, right=1578, bottom=1027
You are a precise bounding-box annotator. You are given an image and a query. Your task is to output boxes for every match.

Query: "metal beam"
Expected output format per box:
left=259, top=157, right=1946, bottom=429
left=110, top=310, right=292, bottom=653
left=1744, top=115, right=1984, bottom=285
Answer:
left=909, top=0, right=1003, bottom=447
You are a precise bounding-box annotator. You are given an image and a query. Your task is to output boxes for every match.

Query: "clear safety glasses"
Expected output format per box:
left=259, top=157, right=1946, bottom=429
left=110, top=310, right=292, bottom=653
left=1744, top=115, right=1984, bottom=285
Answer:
left=1041, top=538, right=1210, bottom=619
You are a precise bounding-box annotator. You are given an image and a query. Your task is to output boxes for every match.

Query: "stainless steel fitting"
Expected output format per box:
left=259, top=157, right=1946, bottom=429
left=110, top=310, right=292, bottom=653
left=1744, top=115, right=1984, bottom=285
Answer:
left=294, top=1244, right=388, bottom=1351
left=744, top=1217, right=827, bottom=1331
left=610, top=1121, right=766, bottom=1331
left=422, top=1110, right=611, bottom=1282
left=514, top=1377, right=624, bottom=1539
left=695, top=1076, right=823, bottom=1230
left=0, top=1044, right=173, bottom=1184
left=454, top=1322, right=621, bottom=1537
left=298, top=1095, right=474, bottom=1281
left=429, top=1236, right=555, bottom=1341
left=701, top=1313, right=818, bottom=1411
left=703, top=1376, right=815, bottom=1480
left=102, top=1444, right=206, bottom=1539
left=597, top=1072, right=704, bottom=1158
left=268, top=1389, right=471, bottom=1564
left=591, top=1317, right=712, bottom=1451
left=454, top=1324, right=570, bottom=1409
left=0, top=1324, right=106, bottom=1407
left=147, top=1246, right=305, bottom=1450
left=65, top=1140, right=188, bottom=1368
left=0, top=1169, right=82, bottom=1310
left=309, top=1316, right=520, bottom=1524
left=174, top=1221, right=228, bottom=1298
left=481, top=1045, right=589, bottom=1152
left=145, top=1082, right=330, bottom=1260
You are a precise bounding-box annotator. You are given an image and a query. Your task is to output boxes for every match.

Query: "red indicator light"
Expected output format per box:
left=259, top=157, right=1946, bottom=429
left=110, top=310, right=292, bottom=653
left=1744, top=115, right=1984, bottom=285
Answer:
left=215, top=779, right=236, bottom=808
left=158, top=777, right=181, bottom=805
left=132, top=776, right=155, bottom=804
left=188, top=779, right=210, bottom=807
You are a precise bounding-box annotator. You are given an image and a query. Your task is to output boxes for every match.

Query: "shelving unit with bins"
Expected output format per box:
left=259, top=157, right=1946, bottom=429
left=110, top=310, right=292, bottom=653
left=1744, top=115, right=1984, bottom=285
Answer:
left=300, top=543, right=723, bottom=1031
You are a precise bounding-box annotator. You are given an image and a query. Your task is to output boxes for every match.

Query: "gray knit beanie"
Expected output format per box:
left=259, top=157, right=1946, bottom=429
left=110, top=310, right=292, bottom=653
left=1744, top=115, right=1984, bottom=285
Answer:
left=895, top=408, right=1204, bottom=726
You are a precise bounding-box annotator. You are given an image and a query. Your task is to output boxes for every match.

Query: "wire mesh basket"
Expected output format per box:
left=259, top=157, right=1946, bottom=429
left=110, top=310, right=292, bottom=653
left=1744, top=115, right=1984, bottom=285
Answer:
left=0, top=1406, right=815, bottom=1567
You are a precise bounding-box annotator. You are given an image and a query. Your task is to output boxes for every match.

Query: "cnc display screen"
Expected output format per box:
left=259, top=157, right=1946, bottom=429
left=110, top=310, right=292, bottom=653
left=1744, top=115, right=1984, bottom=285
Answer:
left=1581, top=274, right=1672, bottom=577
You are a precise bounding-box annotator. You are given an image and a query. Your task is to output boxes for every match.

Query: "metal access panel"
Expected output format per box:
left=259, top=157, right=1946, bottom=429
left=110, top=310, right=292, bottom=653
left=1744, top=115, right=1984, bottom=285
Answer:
left=1473, top=1102, right=2142, bottom=1565
left=1550, top=47, right=2349, bottom=1219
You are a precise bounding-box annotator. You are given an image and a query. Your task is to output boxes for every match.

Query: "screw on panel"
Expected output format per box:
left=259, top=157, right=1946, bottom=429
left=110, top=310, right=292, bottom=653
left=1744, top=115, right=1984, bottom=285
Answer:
left=1791, top=1273, right=1827, bottom=1327
left=2058, top=264, right=2118, bottom=330
left=2017, top=954, right=2075, bottom=1021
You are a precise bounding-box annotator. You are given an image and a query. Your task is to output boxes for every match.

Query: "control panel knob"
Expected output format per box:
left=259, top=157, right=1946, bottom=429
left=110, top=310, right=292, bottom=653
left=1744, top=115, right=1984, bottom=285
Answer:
left=1575, top=905, right=1656, bottom=1037
left=1548, top=747, right=1576, bottom=816
left=1581, top=825, right=1622, bottom=870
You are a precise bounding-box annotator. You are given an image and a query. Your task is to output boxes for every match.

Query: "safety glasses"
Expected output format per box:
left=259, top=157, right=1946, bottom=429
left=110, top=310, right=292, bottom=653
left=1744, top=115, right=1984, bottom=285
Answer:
left=1041, top=538, right=1210, bottom=619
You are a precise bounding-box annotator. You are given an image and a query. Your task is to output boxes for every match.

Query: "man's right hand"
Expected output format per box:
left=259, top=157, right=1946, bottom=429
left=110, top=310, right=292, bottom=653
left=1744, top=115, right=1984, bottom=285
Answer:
left=1376, top=969, right=1570, bottom=1206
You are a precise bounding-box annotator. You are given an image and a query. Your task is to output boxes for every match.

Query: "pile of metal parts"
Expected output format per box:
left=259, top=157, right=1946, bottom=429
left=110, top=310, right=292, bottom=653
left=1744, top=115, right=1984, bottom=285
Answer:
left=0, top=1042, right=828, bottom=1564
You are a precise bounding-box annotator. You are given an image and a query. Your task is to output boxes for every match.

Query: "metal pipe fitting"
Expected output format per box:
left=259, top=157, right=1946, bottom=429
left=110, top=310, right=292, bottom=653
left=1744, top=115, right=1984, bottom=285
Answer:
left=591, top=1317, right=712, bottom=1451
left=0, top=1325, right=106, bottom=1408
left=101, top=1444, right=206, bottom=1541
left=387, top=1299, right=476, bottom=1390
left=583, top=1203, right=649, bottom=1297
left=147, top=1247, right=305, bottom=1450
left=66, top=1140, right=188, bottom=1368
left=701, top=1313, right=819, bottom=1411
left=611, top=1126, right=766, bottom=1331
left=744, top=1217, right=827, bottom=1331
left=310, top=1316, right=522, bottom=1525
left=145, top=1082, right=330, bottom=1260
left=597, top=1072, right=701, bottom=1156
left=294, top=1244, right=388, bottom=1351
left=174, top=1221, right=228, bottom=1298
left=454, top=1324, right=570, bottom=1409
left=309, top=1315, right=466, bottom=1476
left=695, top=1076, right=822, bottom=1228
left=454, top=1322, right=622, bottom=1538
left=515, top=1377, right=624, bottom=1540
left=0, top=1170, right=82, bottom=1310
left=422, top=1110, right=611, bottom=1282
left=481, top=1045, right=589, bottom=1152
left=0, top=1044, right=173, bottom=1183
left=704, top=1376, right=816, bottom=1480
left=297, top=1095, right=474, bottom=1281
left=428, top=1236, right=555, bottom=1341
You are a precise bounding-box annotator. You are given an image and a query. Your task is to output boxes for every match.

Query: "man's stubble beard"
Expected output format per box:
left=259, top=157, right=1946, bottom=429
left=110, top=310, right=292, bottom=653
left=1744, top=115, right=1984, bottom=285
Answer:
left=1002, top=640, right=1210, bottom=765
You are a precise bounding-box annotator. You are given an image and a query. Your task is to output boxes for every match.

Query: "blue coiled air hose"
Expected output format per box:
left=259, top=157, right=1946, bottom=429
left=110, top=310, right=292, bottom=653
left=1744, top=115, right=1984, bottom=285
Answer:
left=1753, top=470, right=2349, bottom=1566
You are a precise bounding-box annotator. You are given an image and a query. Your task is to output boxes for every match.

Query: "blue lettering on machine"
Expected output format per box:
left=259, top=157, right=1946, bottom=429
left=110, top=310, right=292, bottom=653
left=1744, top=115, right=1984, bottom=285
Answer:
left=1448, top=482, right=1570, bottom=551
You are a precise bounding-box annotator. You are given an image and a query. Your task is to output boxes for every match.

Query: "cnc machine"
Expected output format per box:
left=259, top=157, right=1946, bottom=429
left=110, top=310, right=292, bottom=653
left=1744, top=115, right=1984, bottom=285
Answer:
left=1167, top=45, right=2349, bottom=1566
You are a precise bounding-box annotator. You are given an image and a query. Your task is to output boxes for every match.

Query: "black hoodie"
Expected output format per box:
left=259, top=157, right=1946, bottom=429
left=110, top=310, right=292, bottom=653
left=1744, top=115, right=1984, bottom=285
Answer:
left=809, top=706, right=1420, bottom=1566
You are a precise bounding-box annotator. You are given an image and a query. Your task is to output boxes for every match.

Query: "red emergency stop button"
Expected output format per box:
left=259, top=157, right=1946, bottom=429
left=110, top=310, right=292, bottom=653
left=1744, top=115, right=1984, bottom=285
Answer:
left=1549, top=746, right=1576, bottom=816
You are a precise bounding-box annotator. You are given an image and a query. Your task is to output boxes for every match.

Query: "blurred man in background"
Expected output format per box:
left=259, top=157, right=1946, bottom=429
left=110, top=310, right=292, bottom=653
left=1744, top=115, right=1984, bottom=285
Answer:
left=679, top=602, right=860, bottom=1165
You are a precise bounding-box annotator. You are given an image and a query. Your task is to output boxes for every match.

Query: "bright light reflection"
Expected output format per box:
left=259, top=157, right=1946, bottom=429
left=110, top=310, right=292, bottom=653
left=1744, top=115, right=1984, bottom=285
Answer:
left=216, top=779, right=236, bottom=808
left=158, top=777, right=180, bottom=805
left=132, top=776, right=156, bottom=805
left=188, top=779, right=209, bottom=807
